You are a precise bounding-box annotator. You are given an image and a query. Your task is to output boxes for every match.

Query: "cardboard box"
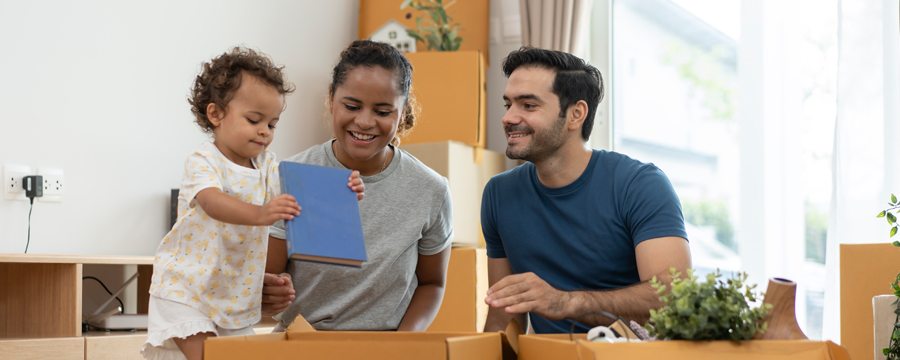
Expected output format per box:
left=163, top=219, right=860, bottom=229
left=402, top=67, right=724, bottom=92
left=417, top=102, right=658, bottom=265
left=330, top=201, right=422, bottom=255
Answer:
left=401, top=141, right=506, bottom=247
left=840, top=243, right=900, bottom=360
left=358, top=0, right=490, bottom=63
left=204, top=315, right=502, bottom=360
left=401, top=51, right=486, bottom=148
left=518, top=335, right=849, bottom=360
left=428, top=247, right=488, bottom=333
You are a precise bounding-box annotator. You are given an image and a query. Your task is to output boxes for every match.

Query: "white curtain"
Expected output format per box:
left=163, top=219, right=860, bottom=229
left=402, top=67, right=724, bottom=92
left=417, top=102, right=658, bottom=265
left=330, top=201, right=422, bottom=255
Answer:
left=823, top=0, right=900, bottom=342
left=518, top=0, right=594, bottom=57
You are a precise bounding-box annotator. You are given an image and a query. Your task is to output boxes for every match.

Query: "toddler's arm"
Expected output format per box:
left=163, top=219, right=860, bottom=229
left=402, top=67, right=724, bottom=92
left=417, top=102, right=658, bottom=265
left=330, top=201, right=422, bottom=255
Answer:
left=348, top=170, right=365, bottom=201
left=195, top=188, right=300, bottom=226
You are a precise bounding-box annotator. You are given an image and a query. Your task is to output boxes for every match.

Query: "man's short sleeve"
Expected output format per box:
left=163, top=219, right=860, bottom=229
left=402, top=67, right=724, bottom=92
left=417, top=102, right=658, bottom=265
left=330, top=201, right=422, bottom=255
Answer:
left=481, top=178, right=506, bottom=259
left=182, top=150, right=224, bottom=205
left=622, top=164, right=688, bottom=247
left=418, top=184, right=453, bottom=255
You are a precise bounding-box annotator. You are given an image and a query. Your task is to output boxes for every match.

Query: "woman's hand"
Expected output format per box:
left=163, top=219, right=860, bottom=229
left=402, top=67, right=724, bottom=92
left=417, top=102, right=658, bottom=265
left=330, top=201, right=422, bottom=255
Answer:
left=261, top=272, right=295, bottom=316
left=257, top=194, right=301, bottom=225
left=348, top=170, right=365, bottom=201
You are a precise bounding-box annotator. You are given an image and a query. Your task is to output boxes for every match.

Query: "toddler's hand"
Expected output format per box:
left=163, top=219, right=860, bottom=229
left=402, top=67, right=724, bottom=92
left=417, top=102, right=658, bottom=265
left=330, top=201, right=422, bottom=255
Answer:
left=257, top=194, right=301, bottom=225
left=348, top=170, right=365, bottom=201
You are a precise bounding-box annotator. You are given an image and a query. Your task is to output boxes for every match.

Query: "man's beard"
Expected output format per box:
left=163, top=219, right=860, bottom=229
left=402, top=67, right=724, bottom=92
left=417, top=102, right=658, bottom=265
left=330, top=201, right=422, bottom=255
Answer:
left=506, top=115, right=568, bottom=162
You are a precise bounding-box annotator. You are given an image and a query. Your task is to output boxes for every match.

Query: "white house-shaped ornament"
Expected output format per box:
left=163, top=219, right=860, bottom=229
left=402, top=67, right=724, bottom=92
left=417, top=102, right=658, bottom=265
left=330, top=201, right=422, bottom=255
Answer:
left=369, top=19, right=417, bottom=53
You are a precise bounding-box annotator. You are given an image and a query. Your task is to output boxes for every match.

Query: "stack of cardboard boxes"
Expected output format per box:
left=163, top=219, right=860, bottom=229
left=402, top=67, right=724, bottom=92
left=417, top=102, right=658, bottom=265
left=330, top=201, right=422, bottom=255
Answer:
left=357, top=0, right=500, bottom=335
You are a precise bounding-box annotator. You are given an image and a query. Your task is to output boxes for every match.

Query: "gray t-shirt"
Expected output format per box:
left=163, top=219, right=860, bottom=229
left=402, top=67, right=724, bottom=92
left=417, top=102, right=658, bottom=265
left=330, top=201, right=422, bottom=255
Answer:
left=270, top=140, right=453, bottom=330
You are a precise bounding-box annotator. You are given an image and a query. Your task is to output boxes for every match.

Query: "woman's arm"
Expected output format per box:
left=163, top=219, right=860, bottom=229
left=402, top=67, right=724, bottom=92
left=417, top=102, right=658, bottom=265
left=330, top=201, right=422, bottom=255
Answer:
left=262, top=235, right=295, bottom=316
left=396, top=246, right=452, bottom=331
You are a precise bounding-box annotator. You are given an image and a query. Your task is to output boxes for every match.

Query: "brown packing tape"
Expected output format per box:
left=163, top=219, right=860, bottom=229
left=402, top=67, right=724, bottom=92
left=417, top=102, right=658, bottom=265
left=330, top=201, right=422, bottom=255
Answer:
left=473, top=147, right=484, bottom=165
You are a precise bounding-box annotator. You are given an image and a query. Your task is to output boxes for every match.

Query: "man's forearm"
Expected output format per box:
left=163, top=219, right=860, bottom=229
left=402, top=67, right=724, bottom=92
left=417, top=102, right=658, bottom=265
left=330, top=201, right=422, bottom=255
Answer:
left=565, top=281, right=663, bottom=326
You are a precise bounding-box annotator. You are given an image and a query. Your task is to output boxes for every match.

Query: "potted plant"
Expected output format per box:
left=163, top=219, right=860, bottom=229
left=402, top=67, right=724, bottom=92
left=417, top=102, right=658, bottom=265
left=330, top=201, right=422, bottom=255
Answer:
left=401, top=0, right=463, bottom=51
left=876, top=195, right=900, bottom=359
left=645, top=268, right=771, bottom=341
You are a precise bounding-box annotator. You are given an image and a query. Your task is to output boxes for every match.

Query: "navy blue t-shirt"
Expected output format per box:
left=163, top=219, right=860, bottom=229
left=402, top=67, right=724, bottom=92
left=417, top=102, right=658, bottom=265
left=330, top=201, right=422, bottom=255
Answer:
left=481, top=150, right=687, bottom=334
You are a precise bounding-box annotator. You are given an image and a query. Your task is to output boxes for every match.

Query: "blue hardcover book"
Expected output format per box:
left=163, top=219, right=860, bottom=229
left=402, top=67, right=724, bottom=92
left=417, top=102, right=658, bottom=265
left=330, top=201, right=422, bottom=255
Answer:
left=278, top=162, right=366, bottom=267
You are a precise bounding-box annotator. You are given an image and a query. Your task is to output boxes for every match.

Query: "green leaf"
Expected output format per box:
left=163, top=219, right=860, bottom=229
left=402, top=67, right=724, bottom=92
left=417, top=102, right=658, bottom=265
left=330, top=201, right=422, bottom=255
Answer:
left=400, top=0, right=414, bottom=9
left=406, top=30, right=426, bottom=43
left=894, top=240, right=900, bottom=247
left=892, top=194, right=897, bottom=204
left=889, top=212, right=897, bottom=224
left=880, top=211, right=888, bottom=218
left=437, top=6, right=449, bottom=23
left=892, top=227, right=898, bottom=238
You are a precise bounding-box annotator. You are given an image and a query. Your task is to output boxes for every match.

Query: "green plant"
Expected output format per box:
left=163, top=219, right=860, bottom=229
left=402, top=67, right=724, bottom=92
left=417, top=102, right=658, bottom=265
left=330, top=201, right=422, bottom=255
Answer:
left=646, top=268, right=771, bottom=341
left=876, top=195, right=900, bottom=359
left=400, top=0, right=463, bottom=51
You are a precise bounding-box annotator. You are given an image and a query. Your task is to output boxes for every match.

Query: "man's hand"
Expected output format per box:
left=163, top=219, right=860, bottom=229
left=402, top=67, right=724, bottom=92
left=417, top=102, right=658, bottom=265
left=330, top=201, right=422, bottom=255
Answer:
left=348, top=170, right=365, bottom=201
left=261, top=272, right=295, bottom=316
left=484, top=272, right=572, bottom=321
left=257, top=194, right=301, bottom=226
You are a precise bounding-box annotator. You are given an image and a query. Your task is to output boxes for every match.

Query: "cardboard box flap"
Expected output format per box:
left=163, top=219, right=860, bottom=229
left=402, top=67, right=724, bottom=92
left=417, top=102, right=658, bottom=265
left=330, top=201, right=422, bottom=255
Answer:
left=826, top=341, right=850, bottom=360
left=574, top=340, right=844, bottom=360
left=518, top=335, right=583, bottom=360
left=285, top=313, right=316, bottom=333
left=205, top=332, right=285, bottom=343
left=445, top=333, right=502, bottom=360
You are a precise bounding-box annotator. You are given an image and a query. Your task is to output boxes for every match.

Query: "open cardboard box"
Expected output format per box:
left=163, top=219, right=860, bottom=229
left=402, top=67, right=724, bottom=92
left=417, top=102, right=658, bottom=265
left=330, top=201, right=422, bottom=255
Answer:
left=515, top=332, right=849, bottom=360
left=204, top=314, right=502, bottom=360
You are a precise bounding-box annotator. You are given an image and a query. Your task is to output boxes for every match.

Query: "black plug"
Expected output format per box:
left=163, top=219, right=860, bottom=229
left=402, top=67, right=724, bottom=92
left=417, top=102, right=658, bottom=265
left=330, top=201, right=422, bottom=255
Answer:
left=23, top=175, right=43, bottom=200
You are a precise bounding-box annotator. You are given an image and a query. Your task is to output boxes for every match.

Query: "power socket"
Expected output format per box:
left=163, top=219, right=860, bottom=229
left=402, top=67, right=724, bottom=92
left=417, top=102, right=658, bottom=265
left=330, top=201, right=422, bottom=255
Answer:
left=4, top=165, right=33, bottom=201
left=38, top=167, right=64, bottom=203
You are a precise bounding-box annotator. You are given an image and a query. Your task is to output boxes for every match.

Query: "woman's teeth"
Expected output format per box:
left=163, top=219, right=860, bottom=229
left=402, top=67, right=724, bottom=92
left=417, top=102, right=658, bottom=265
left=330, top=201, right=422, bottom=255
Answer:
left=351, top=131, right=374, bottom=141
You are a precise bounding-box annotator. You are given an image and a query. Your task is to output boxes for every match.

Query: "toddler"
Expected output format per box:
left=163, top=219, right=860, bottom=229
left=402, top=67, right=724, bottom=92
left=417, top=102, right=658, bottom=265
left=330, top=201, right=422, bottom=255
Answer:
left=142, top=47, right=363, bottom=360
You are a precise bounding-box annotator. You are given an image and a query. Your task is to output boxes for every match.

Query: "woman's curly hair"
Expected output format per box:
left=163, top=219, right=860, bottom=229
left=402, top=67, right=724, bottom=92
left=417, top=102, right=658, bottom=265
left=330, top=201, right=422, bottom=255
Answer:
left=329, top=40, right=418, bottom=146
left=189, top=46, right=295, bottom=133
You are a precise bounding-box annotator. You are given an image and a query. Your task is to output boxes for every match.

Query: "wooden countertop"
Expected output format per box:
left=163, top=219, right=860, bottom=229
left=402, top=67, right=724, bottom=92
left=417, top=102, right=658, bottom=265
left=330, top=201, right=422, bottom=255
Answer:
left=0, top=254, right=154, bottom=265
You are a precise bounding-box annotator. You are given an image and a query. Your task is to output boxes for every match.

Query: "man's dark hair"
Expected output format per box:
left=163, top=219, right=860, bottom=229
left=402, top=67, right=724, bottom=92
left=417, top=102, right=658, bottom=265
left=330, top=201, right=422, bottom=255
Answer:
left=501, top=47, right=604, bottom=141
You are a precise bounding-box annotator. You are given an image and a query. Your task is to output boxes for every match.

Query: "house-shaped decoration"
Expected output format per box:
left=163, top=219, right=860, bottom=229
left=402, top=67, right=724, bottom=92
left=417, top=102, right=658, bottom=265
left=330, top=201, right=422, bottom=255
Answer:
left=369, top=19, right=416, bottom=53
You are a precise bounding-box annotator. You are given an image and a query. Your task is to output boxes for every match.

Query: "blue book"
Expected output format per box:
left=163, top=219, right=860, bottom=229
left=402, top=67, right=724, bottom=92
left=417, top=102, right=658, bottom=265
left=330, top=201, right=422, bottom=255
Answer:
left=278, top=162, right=367, bottom=267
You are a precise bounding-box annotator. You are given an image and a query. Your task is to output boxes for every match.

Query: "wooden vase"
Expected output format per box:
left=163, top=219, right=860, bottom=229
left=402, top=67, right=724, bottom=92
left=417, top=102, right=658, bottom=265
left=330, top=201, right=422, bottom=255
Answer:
left=752, top=277, right=808, bottom=340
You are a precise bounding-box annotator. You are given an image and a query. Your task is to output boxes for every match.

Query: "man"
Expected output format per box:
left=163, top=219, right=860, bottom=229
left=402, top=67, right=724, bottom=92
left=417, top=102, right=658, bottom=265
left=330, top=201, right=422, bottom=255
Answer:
left=481, top=47, right=691, bottom=334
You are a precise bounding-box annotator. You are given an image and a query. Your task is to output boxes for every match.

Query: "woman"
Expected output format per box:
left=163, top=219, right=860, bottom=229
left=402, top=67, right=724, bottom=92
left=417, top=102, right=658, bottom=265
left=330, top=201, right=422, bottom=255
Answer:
left=263, top=40, right=453, bottom=331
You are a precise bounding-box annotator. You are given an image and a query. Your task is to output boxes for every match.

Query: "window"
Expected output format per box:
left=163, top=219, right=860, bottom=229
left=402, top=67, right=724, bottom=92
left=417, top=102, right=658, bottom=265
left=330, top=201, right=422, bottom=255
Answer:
left=595, top=0, right=837, bottom=339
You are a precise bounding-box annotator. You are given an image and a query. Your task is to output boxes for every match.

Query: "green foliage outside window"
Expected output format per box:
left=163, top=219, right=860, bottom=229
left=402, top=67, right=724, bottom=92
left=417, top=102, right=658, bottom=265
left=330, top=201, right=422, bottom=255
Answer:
left=682, top=200, right=735, bottom=250
left=805, top=203, right=828, bottom=264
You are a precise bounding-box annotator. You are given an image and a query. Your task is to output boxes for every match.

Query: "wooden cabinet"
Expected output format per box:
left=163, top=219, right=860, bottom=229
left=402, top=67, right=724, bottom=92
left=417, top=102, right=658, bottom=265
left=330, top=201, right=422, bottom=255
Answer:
left=0, top=254, right=281, bottom=359
left=0, top=254, right=153, bottom=359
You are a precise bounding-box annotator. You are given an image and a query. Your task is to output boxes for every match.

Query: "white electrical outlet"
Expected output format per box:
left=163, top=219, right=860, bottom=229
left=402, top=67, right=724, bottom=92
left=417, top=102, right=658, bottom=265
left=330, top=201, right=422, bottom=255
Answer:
left=38, top=167, right=64, bottom=203
left=4, top=165, right=32, bottom=201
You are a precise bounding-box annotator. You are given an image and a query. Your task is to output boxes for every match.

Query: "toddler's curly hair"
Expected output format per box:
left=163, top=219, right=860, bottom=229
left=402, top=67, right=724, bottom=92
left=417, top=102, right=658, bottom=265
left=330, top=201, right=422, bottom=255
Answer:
left=189, top=47, right=295, bottom=133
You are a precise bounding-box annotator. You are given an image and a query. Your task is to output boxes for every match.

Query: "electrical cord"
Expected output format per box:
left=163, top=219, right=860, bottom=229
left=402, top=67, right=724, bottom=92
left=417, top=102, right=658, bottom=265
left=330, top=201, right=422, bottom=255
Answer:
left=24, top=197, right=33, bottom=254
left=82, top=276, right=125, bottom=314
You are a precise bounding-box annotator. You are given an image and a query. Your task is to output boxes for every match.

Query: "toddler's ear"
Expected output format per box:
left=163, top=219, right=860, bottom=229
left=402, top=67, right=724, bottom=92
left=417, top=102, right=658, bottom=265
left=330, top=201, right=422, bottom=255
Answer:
left=207, top=103, right=224, bottom=127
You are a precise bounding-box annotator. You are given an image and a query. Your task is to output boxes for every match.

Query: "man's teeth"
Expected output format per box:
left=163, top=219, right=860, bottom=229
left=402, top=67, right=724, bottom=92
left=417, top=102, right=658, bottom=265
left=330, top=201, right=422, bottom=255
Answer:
left=510, top=134, right=528, bottom=138
left=352, top=132, right=374, bottom=140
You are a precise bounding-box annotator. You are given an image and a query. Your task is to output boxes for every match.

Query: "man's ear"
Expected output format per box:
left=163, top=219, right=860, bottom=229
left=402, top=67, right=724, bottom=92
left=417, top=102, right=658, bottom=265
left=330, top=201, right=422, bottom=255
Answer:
left=567, top=100, right=589, bottom=131
left=207, top=103, right=224, bottom=127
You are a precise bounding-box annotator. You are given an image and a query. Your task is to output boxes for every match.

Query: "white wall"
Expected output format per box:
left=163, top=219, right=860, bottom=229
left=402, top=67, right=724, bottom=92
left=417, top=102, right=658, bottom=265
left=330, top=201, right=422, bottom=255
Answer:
left=0, top=1, right=358, bottom=255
